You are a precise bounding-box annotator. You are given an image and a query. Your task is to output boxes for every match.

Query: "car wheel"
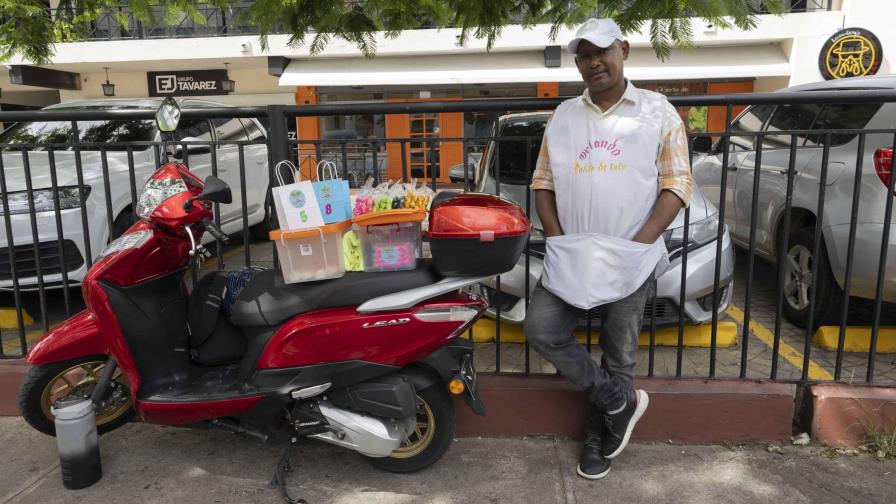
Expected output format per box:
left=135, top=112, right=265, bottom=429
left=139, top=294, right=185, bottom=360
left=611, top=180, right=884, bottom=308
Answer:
left=110, top=209, right=134, bottom=241
left=781, top=228, right=842, bottom=329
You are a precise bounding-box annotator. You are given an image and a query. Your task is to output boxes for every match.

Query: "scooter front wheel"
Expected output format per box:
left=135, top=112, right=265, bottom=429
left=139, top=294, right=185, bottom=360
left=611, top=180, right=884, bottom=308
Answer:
left=18, top=355, right=135, bottom=437
left=365, top=384, right=455, bottom=473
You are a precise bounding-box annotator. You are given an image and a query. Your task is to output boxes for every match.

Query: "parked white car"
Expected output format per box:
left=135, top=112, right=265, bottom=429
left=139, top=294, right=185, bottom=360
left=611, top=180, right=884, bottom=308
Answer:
left=0, top=98, right=270, bottom=290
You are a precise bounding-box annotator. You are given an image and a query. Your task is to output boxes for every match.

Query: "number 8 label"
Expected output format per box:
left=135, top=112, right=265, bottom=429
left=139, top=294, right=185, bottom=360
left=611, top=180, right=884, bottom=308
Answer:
left=325, top=203, right=332, bottom=215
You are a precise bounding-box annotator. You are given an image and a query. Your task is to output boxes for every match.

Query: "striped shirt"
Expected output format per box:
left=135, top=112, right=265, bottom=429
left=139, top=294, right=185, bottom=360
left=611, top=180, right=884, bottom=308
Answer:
left=530, top=81, right=692, bottom=207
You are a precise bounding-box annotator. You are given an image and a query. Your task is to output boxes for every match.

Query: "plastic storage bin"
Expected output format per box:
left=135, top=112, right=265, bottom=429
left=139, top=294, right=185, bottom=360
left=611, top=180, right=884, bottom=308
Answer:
left=426, top=193, right=531, bottom=276
left=270, top=220, right=351, bottom=283
left=352, top=209, right=426, bottom=272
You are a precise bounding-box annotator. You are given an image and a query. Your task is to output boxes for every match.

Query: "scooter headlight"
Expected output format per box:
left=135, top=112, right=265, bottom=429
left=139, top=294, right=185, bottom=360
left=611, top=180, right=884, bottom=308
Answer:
left=137, top=178, right=188, bottom=219
left=97, top=230, right=152, bottom=260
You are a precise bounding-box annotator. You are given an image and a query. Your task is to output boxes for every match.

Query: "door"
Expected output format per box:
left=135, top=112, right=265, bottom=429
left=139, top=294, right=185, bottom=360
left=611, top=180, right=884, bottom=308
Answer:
left=735, top=104, right=822, bottom=249
left=172, top=118, right=214, bottom=180
left=384, top=99, right=462, bottom=183
left=210, top=117, right=250, bottom=223
left=239, top=119, right=271, bottom=224
left=693, top=105, right=773, bottom=243
left=724, top=105, right=774, bottom=243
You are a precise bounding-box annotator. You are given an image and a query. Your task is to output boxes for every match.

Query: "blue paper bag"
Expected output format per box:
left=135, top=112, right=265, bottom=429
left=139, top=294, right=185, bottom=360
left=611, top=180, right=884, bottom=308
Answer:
left=313, top=161, right=352, bottom=224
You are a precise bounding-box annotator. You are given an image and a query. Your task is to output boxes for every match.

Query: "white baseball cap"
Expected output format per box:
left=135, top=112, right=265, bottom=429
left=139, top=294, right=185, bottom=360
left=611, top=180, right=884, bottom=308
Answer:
left=567, top=18, right=624, bottom=53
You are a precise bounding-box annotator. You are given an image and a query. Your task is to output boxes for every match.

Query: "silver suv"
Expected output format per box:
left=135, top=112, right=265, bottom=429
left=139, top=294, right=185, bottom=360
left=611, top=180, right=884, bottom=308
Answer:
left=692, top=75, right=896, bottom=328
left=471, top=112, right=735, bottom=328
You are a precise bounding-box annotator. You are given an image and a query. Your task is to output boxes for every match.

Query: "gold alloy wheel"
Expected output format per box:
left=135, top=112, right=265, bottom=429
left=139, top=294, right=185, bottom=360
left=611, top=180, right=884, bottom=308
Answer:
left=390, top=396, right=436, bottom=459
left=39, top=360, right=132, bottom=427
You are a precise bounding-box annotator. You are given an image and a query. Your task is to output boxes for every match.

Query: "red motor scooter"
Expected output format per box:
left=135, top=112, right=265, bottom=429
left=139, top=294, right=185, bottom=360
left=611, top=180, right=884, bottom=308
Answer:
left=18, top=102, right=496, bottom=478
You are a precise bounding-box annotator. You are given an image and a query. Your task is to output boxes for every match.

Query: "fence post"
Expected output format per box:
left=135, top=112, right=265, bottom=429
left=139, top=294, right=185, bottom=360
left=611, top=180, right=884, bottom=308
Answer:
left=267, top=105, right=290, bottom=167
left=266, top=105, right=289, bottom=258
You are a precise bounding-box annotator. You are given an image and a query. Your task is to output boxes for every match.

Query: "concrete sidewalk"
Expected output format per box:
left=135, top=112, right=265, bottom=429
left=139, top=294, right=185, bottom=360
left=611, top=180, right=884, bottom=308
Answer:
left=1, top=417, right=892, bottom=504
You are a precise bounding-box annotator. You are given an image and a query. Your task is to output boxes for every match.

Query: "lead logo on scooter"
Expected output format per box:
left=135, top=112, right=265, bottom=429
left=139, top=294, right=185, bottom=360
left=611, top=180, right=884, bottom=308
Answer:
left=362, top=318, right=411, bottom=329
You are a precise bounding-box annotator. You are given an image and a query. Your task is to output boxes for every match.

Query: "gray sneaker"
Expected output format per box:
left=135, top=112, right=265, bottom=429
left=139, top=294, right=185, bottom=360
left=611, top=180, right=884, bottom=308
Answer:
left=602, top=389, right=649, bottom=459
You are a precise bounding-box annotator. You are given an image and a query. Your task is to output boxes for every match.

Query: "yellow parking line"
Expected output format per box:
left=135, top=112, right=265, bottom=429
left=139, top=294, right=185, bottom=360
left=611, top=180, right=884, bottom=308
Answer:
left=467, top=318, right=739, bottom=347
left=813, top=326, right=896, bottom=353
left=0, top=307, right=34, bottom=329
left=726, top=305, right=834, bottom=380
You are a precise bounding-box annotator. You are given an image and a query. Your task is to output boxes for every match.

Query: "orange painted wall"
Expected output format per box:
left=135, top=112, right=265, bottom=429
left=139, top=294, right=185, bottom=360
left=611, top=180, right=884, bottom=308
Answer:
left=295, top=86, right=320, bottom=180
left=536, top=82, right=559, bottom=98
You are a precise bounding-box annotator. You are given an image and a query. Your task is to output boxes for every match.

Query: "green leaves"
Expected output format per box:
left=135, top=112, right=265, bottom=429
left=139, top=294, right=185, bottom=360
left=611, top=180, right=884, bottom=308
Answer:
left=0, top=0, right=785, bottom=64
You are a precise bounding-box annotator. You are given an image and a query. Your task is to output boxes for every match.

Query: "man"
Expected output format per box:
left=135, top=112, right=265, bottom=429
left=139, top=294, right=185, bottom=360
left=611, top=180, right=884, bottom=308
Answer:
left=523, top=18, right=692, bottom=480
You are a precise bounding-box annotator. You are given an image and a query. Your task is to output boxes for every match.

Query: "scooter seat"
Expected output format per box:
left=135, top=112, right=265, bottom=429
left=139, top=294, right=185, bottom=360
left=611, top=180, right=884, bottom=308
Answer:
left=229, top=260, right=442, bottom=327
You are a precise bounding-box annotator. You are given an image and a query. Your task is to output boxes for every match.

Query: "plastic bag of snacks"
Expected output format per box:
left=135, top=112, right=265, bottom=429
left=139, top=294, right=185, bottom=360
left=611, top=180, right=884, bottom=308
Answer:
left=406, top=179, right=434, bottom=211
left=373, top=181, right=394, bottom=212
left=353, top=178, right=375, bottom=216
left=389, top=182, right=408, bottom=209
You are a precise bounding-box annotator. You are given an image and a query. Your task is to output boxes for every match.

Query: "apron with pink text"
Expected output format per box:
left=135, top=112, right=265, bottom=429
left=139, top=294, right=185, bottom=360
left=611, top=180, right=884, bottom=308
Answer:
left=541, top=94, right=670, bottom=310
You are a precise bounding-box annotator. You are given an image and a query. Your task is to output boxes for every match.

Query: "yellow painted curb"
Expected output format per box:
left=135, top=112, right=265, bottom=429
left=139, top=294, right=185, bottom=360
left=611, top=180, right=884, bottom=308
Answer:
left=0, top=307, right=33, bottom=330
left=813, top=326, right=896, bottom=354
left=465, top=318, right=739, bottom=348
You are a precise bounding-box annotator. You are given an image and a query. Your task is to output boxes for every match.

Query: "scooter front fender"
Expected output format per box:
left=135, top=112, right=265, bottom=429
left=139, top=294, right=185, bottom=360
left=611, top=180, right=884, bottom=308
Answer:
left=25, top=311, right=107, bottom=365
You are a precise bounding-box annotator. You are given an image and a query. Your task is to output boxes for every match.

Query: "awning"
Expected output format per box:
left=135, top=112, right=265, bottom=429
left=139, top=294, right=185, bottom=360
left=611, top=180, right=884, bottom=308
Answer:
left=279, top=44, right=790, bottom=87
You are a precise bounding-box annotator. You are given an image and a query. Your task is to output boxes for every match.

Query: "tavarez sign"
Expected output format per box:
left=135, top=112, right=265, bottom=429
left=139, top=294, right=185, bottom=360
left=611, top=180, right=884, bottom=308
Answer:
left=147, top=70, right=230, bottom=97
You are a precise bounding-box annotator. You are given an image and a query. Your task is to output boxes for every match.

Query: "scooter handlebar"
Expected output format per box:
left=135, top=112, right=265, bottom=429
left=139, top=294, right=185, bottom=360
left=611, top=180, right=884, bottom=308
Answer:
left=200, top=217, right=230, bottom=245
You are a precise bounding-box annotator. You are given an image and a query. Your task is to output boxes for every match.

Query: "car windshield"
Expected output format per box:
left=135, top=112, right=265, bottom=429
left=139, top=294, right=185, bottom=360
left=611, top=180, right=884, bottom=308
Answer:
left=0, top=106, right=157, bottom=151
left=490, top=120, right=546, bottom=185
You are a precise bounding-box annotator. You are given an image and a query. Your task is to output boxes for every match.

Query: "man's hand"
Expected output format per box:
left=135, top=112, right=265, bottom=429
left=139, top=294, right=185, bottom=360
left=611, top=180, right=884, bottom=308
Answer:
left=631, top=190, right=685, bottom=244
left=535, top=190, right=564, bottom=237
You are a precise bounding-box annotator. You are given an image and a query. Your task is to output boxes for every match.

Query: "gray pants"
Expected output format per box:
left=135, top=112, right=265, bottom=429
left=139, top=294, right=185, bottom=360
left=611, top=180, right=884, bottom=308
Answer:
left=523, top=277, right=652, bottom=412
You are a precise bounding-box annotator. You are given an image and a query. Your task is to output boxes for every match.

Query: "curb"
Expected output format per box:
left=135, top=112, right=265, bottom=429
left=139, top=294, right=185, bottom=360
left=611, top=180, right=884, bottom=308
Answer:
left=467, top=318, right=739, bottom=348
left=0, top=359, right=27, bottom=416
left=804, top=382, right=896, bottom=448
left=453, top=374, right=795, bottom=443
left=813, top=326, right=896, bottom=353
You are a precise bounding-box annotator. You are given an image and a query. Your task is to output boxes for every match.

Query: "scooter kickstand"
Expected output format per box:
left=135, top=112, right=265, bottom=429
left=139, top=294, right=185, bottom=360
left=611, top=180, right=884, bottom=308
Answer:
left=270, top=438, right=308, bottom=504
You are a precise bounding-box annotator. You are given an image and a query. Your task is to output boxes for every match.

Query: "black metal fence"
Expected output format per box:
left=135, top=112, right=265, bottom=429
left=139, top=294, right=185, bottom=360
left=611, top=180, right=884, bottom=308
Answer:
left=1, top=89, right=895, bottom=386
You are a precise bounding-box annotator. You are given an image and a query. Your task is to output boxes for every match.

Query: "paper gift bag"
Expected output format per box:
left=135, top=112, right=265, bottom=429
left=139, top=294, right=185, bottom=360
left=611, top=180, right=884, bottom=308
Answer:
left=271, top=160, right=325, bottom=231
left=313, top=160, right=352, bottom=224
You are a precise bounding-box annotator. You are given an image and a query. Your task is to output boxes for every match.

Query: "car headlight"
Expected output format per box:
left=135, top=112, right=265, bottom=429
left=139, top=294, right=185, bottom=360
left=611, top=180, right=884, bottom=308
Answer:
left=0, top=186, right=90, bottom=215
left=664, top=214, right=720, bottom=252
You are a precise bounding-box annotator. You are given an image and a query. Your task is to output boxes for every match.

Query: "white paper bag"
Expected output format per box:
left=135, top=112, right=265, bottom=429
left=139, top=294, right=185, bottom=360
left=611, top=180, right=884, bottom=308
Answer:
left=271, top=160, right=325, bottom=231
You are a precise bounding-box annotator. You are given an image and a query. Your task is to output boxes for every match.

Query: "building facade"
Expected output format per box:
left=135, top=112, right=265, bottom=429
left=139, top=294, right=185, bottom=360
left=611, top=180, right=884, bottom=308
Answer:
left=0, top=0, right=891, bottom=180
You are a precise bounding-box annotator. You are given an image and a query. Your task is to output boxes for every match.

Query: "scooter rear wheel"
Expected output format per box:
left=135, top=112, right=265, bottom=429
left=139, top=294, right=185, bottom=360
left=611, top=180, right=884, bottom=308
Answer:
left=18, top=355, right=135, bottom=437
left=365, top=384, right=455, bottom=473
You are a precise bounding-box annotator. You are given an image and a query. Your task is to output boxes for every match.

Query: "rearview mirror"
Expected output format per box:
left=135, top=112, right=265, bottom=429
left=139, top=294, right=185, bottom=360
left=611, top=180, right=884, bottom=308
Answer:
left=155, top=96, right=181, bottom=133
left=692, top=136, right=713, bottom=154
left=184, top=175, right=232, bottom=211
left=200, top=176, right=232, bottom=204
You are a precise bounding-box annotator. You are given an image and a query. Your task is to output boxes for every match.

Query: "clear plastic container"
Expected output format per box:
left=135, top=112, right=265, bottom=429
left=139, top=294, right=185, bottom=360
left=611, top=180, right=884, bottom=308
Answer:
left=270, top=220, right=351, bottom=283
left=352, top=209, right=426, bottom=272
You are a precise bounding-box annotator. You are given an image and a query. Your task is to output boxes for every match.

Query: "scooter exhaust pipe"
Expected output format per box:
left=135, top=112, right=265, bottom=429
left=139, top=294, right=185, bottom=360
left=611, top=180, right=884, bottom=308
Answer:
left=308, top=401, right=413, bottom=458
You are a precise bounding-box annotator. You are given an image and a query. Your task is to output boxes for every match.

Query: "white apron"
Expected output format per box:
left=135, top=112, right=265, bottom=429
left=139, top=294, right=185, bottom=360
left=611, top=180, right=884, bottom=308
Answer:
left=541, top=94, right=670, bottom=310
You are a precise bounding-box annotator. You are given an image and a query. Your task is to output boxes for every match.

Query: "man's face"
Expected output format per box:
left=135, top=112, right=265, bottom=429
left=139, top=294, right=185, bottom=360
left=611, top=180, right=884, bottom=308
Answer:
left=575, top=39, right=629, bottom=95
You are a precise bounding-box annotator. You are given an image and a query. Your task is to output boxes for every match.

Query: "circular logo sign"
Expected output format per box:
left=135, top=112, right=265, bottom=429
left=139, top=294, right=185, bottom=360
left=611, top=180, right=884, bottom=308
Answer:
left=289, top=189, right=306, bottom=209
left=819, top=27, right=883, bottom=80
